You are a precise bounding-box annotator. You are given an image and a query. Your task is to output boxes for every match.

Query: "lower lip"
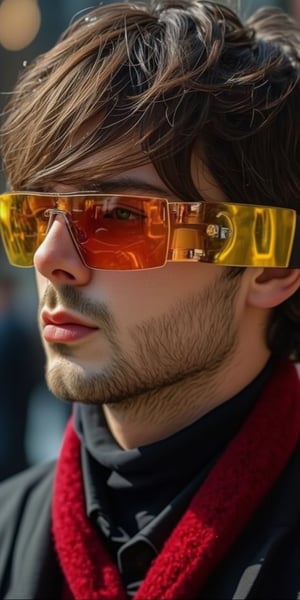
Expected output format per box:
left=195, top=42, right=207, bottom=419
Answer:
left=43, top=324, right=98, bottom=343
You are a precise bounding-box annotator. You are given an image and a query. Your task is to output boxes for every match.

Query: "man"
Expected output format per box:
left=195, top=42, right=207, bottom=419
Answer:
left=0, top=0, right=300, bottom=598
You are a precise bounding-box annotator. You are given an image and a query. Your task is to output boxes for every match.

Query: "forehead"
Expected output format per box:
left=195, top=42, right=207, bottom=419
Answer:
left=49, top=116, right=225, bottom=201
left=50, top=163, right=172, bottom=196
left=46, top=151, right=226, bottom=204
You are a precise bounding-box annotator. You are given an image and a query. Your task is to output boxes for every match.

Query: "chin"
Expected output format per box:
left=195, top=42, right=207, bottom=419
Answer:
left=45, top=359, right=103, bottom=404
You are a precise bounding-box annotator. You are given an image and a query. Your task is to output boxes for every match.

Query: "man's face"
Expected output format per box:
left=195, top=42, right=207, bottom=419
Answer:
left=34, top=163, right=244, bottom=405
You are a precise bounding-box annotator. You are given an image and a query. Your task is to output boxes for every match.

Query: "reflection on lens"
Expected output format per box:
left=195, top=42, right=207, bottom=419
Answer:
left=71, top=196, right=169, bottom=269
left=0, top=193, right=297, bottom=270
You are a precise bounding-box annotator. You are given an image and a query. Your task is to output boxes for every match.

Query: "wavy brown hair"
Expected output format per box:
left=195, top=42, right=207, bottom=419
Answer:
left=1, top=0, right=300, bottom=359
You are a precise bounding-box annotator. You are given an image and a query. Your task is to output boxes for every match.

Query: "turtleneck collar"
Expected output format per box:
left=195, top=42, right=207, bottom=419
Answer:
left=73, top=359, right=274, bottom=494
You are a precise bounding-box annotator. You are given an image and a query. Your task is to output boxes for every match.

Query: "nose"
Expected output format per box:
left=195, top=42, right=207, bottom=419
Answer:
left=34, top=213, right=92, bottom=285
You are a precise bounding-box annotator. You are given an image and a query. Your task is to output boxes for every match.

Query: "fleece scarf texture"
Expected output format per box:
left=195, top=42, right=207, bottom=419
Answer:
left=53, top=360, right=300, bottom=600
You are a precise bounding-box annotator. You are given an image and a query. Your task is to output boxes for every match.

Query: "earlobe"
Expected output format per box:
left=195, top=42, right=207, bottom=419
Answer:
left=247, top=268, right=300, bottom=309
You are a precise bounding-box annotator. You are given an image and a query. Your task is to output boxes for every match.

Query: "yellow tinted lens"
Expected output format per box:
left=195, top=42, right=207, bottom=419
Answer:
left=168, top=202, right=296, bottom=267
left=0, top=193, right=50, bottom=267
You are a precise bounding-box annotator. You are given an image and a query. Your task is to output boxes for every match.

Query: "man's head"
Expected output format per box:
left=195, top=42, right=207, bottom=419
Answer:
left=1, top=0, right=300, bottom=428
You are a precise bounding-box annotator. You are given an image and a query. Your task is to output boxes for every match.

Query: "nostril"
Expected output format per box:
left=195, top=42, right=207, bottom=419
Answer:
left=52, top=269, right=76, bottom=281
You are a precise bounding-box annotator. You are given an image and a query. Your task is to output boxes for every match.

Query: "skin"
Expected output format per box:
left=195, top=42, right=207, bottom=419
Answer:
left=34, top=161, right=274, bottom=449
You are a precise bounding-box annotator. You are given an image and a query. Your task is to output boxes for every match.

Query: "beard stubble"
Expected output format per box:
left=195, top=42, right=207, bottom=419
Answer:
left=42, top=271, right=241, bottom=406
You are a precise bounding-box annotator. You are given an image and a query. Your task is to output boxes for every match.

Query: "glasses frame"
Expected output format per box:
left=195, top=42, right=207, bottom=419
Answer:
left=0, top=191, right=299, bottom=270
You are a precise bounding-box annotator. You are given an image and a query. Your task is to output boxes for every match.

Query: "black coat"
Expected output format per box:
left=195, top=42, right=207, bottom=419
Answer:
left=1, top=445, right=300, bottom=599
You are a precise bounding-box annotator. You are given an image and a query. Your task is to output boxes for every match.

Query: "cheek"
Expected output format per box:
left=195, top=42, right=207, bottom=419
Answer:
left=102, top=263, right=223, bottom=327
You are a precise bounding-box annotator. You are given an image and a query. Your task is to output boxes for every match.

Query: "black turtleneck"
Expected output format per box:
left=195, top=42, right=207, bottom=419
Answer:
left=73, top=359, right=274, bottom=596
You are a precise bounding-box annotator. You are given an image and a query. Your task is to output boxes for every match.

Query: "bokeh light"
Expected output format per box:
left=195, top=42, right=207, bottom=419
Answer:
left=0, top=0, right=41, bottom=51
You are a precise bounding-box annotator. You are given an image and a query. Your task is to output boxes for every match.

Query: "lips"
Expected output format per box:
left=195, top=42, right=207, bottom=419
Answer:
left=41, top=310, right=99, bottom=343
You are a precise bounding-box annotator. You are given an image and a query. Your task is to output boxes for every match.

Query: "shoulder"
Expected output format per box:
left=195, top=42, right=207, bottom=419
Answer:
left=0, top=461, right=63, bottom=599
left=0, top=460, right=56, bottom=536
left=0, top=461, right=56, bottom=592
left=0, top=460, right=56, bottom=508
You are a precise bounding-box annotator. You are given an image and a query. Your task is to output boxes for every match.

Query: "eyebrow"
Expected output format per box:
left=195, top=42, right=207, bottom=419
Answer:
left=80, top=177, right=170, bottom=197
left=27, top=177, right=177, bottom=206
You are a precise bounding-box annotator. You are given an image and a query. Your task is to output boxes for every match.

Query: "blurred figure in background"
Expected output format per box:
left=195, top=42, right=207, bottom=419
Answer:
left=0, top=271, right=37, bottom=479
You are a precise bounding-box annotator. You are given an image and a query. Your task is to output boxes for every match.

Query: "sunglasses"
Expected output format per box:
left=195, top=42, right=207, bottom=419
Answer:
left=0, top=192, right=299, bottom=270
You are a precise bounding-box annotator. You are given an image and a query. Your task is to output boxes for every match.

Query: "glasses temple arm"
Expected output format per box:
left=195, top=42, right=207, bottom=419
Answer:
left=288, top=214, right=300, bottom=268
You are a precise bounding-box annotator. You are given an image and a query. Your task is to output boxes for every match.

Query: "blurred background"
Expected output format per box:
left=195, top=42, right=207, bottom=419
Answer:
left=0, top=0, right=298, bottom=479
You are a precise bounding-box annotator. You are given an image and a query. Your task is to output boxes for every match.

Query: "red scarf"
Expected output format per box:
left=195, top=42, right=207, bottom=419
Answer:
left=52, top=360, right=300, bottom=600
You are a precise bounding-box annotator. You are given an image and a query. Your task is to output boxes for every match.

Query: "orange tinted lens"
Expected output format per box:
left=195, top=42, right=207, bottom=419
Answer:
left=69, top=196, right=169, bottom=270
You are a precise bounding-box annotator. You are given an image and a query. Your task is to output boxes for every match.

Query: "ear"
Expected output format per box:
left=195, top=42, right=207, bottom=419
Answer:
left=247, top=268, right=300, bottom=309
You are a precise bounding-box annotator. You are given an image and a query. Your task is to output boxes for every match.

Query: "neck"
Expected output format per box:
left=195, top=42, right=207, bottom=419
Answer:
left=103, top=344, right=271, bottom=449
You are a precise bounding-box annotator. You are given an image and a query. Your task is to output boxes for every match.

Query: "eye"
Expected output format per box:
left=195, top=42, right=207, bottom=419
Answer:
left=116, top=207, right=139, bottom=220
left=105, top=207, right=146, bottom=221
